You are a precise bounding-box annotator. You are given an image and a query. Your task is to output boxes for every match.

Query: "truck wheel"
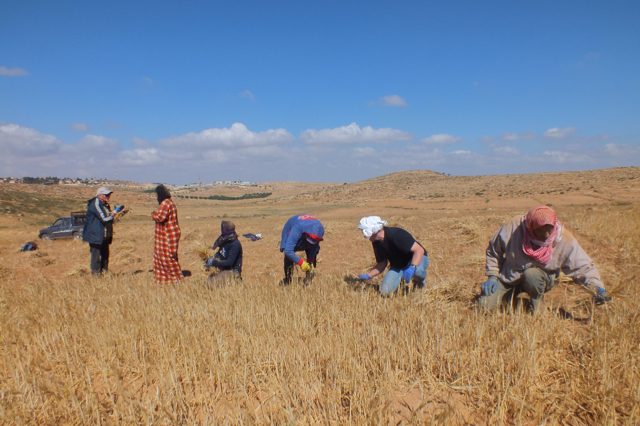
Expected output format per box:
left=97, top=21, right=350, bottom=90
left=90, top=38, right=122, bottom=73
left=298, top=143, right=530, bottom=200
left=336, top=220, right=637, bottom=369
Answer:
left=40, top=234, right=52, bottom=240
left=73, top=232, right=83, bottom=240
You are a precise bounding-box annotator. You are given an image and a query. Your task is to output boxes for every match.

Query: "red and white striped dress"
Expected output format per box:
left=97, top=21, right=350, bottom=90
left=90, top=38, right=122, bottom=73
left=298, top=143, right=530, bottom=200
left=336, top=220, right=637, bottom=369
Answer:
left=151, top=198, right=182, bottom=284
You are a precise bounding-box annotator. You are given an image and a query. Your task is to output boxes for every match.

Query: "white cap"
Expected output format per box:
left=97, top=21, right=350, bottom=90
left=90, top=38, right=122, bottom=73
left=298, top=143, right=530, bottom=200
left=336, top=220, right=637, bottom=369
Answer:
left=96, top=187, right=113, bottom=196
left=358, top=216, right=387, bottom=238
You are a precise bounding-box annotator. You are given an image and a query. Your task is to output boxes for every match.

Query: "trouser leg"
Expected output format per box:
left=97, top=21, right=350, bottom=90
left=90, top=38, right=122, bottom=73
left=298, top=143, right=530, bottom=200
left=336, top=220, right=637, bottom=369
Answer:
left=282, top=255, right=294, bottom=285
left=412, top=255, right=430, bottom=288
left=100, top=242, right=109, bottom=273
left=477, top=279, right=513, bottom=311
left=519, top=267, right=554, bottom=312
left=89, top=244, right=101, bottom=275
left=380, top=268, right=403, bottom=296
left=305, top=244, right=320, bottom=267
left=303, top=244, right=320, bottom=285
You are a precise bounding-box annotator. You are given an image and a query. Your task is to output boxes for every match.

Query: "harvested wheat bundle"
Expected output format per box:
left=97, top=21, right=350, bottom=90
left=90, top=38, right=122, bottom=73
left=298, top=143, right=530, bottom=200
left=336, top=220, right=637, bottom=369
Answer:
left=193, top=246, right=213, bottom=260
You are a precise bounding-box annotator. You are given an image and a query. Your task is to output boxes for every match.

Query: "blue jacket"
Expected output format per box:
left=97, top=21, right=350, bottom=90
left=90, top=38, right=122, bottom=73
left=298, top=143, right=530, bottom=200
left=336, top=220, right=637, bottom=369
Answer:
left=82, top=197, right=114, bottom=245
left=280, top=214, right=324, bottom=264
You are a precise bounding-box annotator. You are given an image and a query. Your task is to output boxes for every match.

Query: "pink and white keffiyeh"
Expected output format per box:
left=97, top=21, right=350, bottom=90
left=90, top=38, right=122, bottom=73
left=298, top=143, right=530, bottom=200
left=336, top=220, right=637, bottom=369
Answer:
left=522, top=205, right=561, bottom=265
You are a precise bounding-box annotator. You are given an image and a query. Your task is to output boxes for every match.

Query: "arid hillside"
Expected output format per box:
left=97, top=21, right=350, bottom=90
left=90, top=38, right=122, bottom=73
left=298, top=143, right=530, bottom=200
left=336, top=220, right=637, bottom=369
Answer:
left=1, top=167, right=638, bottom=424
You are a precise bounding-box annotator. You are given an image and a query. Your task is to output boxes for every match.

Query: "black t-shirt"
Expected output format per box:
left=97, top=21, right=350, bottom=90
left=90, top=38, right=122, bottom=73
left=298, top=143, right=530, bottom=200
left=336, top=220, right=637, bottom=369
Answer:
left=373, top=226, right=421, bottom=269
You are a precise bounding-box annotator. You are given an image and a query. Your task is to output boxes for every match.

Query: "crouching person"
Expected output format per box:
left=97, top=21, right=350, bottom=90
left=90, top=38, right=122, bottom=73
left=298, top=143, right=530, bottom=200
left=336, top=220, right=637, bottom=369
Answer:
left=279, top=214, right=324, bottom=286
left=478, top=205, right=612, bottom=313
left=356, top=216, right=429, bottom=296
left=205, top=221, right=243, bottom=286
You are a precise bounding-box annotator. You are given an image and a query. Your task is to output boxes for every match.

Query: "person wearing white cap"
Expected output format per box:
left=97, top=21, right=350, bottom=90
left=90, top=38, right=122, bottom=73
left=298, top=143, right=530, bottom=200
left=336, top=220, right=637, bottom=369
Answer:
left=82, top=187, right=116, bottom=275
left=356, top=216, right=430, bottom=295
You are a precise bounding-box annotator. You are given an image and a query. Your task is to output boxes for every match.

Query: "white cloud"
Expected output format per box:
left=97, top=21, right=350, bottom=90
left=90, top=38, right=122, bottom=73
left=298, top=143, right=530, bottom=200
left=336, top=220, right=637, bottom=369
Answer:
left=0, top=66, right=28, bottom=77
left=502, top=133, right=519, bottom=142
left=78, top=134, right=119, bottom=151
left=132, top=137, right=151, bottom=148
left=544, top=127, right=576, bottom=139
left=0, top=123, right=61, bottom=155
left=0, top=123, right=122, bottom=177
left=120, top=148, right=160, bottom=166
left=494, top=146, right=519, bottom=155
left=354, top=147, right=377, bottom=157
left=501, top=132, right=534, bottom=142
left=604, top=143, right=622, bottom=156
left=301, top=122, right=411, bottom=145
left=543, top=150, right=579, bottom=163
left=380, top=95, right=407, bottom=107
left=161, top=122, right=293, bottom=149
left=71, top=122, right=89, bottom=132
left=1, top=121, right=636, bottom=183
left=423, top=133, right=461, bottom=145
left=603, top=143, right=640, bottom=158
left=240, top=89, right=255, bottom=101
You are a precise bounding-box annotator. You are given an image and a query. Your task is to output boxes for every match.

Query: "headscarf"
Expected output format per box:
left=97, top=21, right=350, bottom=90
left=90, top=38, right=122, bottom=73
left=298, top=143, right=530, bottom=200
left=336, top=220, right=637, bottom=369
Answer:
left=522, top=205, right=561, bottom=265
left=358, top=216, right=388, bottom=239
left=155, top=184, right=172, bottom=204
left=212, top=220, right=237, bottom=249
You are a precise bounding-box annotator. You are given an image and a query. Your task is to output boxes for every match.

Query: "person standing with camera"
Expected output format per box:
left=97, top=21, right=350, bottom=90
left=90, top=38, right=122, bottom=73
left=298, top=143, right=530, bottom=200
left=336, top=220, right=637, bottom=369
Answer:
left=83, top=187, right=117, bottom=275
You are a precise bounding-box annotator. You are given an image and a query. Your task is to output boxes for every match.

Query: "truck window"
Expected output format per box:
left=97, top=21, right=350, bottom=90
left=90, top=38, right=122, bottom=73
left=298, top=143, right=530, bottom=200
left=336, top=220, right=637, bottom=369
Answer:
left=53, top=219, right=66, bottom=227
left=73, top=216, right=87, bottom=225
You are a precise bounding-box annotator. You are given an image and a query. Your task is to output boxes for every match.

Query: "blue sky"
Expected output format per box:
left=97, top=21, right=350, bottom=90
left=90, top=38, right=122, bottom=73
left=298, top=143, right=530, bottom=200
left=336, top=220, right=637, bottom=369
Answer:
left=1, top=0, right=639, bottom=183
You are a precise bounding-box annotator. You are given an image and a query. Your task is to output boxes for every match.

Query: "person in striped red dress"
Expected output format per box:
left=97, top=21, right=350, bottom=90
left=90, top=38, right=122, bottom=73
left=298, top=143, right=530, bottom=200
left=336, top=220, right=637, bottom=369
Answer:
left=151, top=184, right=182, bottom=284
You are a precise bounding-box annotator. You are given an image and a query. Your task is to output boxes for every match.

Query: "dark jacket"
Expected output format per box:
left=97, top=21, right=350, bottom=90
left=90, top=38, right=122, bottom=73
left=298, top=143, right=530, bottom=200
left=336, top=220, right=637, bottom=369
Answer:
left=82, top=197, right=114, bottom=245
left=207, top=236, right=243, bottom=274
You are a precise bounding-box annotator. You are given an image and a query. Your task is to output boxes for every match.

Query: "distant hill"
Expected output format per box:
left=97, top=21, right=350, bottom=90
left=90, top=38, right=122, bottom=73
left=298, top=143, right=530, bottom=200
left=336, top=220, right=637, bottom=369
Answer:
left=286, top=167, right=640, bottom=204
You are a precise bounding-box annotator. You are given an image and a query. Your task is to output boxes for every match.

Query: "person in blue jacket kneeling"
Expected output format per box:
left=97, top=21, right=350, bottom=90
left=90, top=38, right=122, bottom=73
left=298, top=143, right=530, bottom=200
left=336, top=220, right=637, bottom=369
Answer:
left=279, top=214, right=325, bottom=286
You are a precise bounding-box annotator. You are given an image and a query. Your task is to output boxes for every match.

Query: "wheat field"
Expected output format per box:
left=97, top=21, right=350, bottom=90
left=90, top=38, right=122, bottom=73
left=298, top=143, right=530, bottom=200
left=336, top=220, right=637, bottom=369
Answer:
left=1, top=167, right=639, bottom=424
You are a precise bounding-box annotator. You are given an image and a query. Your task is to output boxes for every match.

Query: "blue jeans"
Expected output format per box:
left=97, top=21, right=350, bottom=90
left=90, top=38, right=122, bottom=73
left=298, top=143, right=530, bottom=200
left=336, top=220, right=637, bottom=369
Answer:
left=380, top=255, right=429, bottom=296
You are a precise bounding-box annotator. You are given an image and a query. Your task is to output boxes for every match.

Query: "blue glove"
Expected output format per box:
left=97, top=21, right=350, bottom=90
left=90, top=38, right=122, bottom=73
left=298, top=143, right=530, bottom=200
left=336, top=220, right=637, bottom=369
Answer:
left=481, top=276, right=498, bottom=296
left=594, top=287, right=612, bottom=305
left=402, top=265, right=416, bottom=282
left=357, top=273, right=371, bottom=281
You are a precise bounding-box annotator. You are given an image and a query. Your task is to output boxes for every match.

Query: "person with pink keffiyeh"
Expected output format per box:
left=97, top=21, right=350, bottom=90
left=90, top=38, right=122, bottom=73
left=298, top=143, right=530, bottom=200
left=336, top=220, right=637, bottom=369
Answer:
left=478, top=205, right=612, bottom=312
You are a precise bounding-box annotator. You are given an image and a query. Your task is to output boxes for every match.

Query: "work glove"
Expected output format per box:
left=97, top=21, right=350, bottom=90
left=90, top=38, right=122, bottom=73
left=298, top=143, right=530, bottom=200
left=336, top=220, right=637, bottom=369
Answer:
left=357, top=273, right=371, bottom=281
left=402, top=265, right=416, bottom=282
left=594, top=287, right=612, bottom=305
left=481, top=276, right=499, bottom=296
left=299, top=260, right=312, bottom=272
